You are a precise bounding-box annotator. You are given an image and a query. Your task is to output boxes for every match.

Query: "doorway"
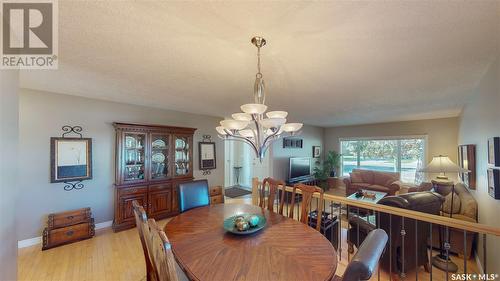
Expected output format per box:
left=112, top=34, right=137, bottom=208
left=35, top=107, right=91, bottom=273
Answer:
left=224, top=140, right=271, bottom=189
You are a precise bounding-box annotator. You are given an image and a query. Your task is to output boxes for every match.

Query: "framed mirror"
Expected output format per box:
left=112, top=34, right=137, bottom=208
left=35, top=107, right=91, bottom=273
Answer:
left=458, top=144, right=476, bottom=189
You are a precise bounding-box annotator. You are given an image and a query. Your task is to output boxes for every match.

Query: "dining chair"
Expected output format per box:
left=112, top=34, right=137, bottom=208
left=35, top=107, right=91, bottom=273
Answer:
left=288, top=183, right=324, bottom=231
left=260, top=177, right=287, bottom=215
left=146, top=218, right=180, bottom=281
left=132, top=200, right=155, bottom=281
left=333, top=229, right=388, bottom=281
left=178, top=180, right=210, bottom=213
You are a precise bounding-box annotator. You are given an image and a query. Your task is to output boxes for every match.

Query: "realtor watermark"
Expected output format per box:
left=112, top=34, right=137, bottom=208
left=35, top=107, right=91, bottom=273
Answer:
left=1, top=0, right=58, bottom=69
left=452, top=274, right=499, bottom=281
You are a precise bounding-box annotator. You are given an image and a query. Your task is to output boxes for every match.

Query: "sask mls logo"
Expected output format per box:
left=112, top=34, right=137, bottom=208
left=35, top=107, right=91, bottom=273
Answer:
left=1, top=0, right=58, bottom=69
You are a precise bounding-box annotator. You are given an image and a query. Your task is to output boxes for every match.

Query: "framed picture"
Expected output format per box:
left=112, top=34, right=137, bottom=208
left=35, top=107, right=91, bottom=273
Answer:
left=488, top=137, right=500, bottom=166
left=199, top=142, right=216, bottom=170
left=487, top=168, right=500, bottom=199
left=313, top=146, right=321, bottom=158
left=283, top=138, right=303, bottom=148
left=50, top=137, right=92, bottom=183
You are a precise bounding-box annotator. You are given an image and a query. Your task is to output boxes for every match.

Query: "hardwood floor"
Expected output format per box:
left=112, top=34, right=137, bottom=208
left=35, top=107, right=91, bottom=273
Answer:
left=18, top=195, right=479, bottom=281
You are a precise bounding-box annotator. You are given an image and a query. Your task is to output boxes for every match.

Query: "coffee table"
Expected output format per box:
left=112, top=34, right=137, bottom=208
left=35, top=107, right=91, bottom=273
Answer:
left=347, top=189, right=387, bottom=203
left=346, top=190, right=387, bottom=217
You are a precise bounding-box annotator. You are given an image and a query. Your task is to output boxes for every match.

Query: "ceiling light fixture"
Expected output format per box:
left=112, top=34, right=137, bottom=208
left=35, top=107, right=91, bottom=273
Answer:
left=216, top=36, right=303, bottom=161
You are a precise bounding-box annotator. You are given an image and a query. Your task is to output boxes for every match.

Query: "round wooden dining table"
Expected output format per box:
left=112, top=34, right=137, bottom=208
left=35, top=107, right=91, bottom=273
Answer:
left=165, top=204, right=337, bottom=281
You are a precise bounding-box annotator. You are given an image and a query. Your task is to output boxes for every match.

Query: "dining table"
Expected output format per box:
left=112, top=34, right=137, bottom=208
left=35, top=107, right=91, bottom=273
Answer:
left=164, top=203, right=337, bottom=281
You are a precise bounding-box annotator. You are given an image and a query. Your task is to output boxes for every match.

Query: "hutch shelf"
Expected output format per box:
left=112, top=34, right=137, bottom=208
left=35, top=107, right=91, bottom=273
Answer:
left=113, top=123, right=196, bottom=232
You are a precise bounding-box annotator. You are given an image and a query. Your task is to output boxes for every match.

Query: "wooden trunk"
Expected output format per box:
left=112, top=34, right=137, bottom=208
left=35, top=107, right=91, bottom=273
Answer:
left=113, top=123, right=196, bottom=232
left=42, top=208, right=95, bottom=250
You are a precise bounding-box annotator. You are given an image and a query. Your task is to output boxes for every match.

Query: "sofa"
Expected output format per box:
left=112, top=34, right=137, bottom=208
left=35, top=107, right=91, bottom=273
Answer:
left=408, top=182, right=477, bottom=258
left=348, top=192, right=445, bottom=274
left=343, top=169, right=402, bottom=196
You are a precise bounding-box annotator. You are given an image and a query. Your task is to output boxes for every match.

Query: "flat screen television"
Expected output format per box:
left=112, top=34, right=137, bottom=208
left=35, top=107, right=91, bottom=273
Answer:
left=289, top=157, right=312, bottom=182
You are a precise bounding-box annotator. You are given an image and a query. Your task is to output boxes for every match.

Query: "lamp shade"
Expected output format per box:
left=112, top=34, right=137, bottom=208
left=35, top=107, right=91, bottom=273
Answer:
left=232, top=113, right=253, bottom=121
left=220, top=119, right=248, bottom=131
left=419, top=155, right=470, bottom=173
left=241, top=103, right=268, bottom=114
left=281, top=123, right=303, bottom=132
left=260, top=118, right=286, bottom=129
left=266, top=111, right=288, bottom=119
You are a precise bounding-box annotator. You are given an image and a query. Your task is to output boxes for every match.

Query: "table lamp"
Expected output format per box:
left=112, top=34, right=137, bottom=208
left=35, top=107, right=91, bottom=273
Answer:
left=419, top=155, right=470, bottom=272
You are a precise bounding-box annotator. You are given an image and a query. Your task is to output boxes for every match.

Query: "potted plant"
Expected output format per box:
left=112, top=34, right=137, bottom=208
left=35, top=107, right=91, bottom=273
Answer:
left=313, top=150, right=341, bottom=190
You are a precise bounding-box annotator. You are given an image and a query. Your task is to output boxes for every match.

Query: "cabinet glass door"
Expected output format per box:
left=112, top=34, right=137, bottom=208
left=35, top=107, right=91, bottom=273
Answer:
left=151, top=134, right=170, bottom=179
left=124, top=133, right=146, bottom=182
left=174, top=135, right=190, bottom=176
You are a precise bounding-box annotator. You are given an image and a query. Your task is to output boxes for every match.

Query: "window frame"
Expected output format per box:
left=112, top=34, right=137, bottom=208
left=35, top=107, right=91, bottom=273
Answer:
left=339, top=135, right=428, bottom=183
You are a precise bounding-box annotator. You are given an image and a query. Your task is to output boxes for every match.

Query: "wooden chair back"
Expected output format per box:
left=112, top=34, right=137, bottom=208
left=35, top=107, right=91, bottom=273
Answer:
left=288, top=183, right=324, bottom=231
left=132, top=200, right=155, bottom=281
left=260, top=177, right=287, bottom=215
left=146, top=219, right=179, bottom=281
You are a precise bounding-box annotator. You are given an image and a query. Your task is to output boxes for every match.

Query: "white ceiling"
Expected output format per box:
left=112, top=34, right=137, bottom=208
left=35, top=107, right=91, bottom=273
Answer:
left=20, top=1, right=499, bottom=127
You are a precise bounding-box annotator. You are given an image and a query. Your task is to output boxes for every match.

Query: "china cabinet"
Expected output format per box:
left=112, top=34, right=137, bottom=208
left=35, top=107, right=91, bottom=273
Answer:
left=113, top=123, right=196, bottom=232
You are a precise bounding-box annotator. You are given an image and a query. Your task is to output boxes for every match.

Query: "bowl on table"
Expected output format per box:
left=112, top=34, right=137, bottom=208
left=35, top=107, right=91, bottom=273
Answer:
left=223, top=214, right=267, bottom=235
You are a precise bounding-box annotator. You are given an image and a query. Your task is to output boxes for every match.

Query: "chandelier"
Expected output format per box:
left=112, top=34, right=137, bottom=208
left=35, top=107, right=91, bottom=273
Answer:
left=216, top=36, right=303, bottom=160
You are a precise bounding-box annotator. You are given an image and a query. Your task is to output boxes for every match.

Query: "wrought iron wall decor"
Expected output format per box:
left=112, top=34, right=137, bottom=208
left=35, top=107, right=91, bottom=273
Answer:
left=199, top=135, right=216, bottom=175
left=50, top=125, right=93, bottom=191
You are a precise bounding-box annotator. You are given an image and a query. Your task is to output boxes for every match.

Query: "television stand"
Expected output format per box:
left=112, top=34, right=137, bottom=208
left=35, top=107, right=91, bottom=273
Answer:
left=280, top=177, right=320, bottom=204
left=286, top=176, right=319, bottom=186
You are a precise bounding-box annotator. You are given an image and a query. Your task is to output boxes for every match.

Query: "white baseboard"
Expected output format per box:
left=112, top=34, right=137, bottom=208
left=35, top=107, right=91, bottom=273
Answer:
left=17, top=220, right=113, bottom=249
left=17, top=237, right=42, bottom=248
left=95, top=220, right=113, bottom=230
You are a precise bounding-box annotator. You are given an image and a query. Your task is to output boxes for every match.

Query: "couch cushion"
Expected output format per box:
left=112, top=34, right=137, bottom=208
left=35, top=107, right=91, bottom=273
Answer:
left=442, top=192, right=461, bottom=214
left=454, top=183, right=477, bottom=219
left=353, top=169, right=374, bottom=183
left=373, top=171, right=399, bottom=186
left=350, top=172, right=364, bottom=183
left=367, top=184, right=391, bottom=193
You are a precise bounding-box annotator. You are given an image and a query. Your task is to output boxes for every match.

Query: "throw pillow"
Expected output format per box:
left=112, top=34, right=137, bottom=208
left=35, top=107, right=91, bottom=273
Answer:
left=350, top=172, right=364, bottom=183
left=442, top=192, right=461, bottom=214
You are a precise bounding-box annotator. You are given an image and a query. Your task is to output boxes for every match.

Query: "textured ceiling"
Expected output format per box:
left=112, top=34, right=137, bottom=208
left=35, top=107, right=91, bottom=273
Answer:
left=19, top=1, right=499, bottom=127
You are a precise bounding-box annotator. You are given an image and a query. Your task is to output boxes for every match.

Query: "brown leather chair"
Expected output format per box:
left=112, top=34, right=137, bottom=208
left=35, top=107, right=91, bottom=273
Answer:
left=348, top=192, right=444, bottom=275
left=334, top=229, right=388, bottom=281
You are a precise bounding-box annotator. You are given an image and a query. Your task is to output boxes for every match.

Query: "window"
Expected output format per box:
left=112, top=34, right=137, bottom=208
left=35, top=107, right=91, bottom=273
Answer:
left=340, top=136, right=426, bottom=183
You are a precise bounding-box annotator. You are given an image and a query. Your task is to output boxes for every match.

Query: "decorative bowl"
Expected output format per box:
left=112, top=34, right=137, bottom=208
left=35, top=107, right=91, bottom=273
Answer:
left=223, top=214, right=266, bottom=235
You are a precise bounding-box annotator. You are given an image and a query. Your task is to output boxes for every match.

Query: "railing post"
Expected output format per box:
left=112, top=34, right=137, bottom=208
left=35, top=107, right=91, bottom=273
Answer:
left=251, top=177, right=259, bottom=206
left=401, top=217, right=406, bottom=279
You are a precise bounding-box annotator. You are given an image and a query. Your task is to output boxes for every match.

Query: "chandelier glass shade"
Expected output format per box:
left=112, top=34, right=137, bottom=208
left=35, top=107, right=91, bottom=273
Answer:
left=217, top=37, right=303, bottom=160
